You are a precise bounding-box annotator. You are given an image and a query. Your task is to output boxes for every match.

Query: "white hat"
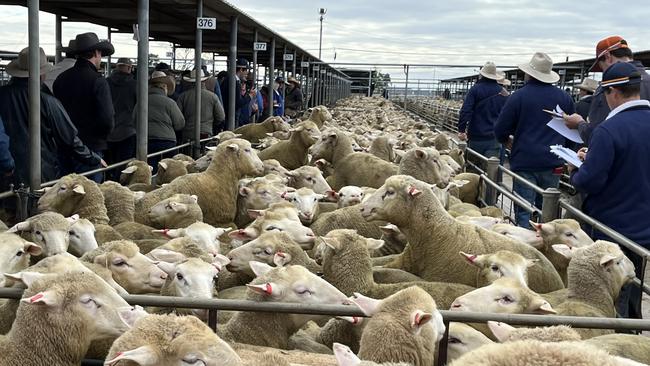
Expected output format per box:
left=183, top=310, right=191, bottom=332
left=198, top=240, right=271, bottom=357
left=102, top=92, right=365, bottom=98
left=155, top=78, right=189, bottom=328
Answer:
left=6, top=47, right=54, bottom=77
left=479, top=61, right=505, bottom=80
left=183, top=69, right=209, bottom=82
left=518, top=52, right=560, bottom=84
left=497, top=78, right=512, bottom=86
left=575, top=78, right=598, bottom=93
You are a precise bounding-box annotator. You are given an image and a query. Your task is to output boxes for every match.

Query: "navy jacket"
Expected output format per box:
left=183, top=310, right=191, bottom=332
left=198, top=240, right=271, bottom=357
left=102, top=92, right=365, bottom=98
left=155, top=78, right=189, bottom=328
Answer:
left=579, top=61, right=650, bottom=145
left=0, top=116, right=14, bottom=172
left=575, top=95, right=593, bottom=120
left=458, top=78, right=507, bottom=140
left=220, top=75, right=251, bottom=125
left=571, top=101, right=650, bottom=247
left=494, top=79, right=575, bottom=171
left=53, top=58, right=114, bottom=151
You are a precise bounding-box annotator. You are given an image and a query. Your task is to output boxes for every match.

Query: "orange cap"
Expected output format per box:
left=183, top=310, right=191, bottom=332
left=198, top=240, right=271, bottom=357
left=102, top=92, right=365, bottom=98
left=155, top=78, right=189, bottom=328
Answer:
left=590, top=36, right=629, bottom=72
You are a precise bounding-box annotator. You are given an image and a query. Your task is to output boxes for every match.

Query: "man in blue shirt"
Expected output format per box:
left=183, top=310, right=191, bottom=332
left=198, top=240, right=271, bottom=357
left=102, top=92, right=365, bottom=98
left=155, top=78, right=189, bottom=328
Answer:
left=458, top=61, right=508, bottom=159
left=494, top=53, right=575, bottom=227
left=567, top=62, right=650, bottom=319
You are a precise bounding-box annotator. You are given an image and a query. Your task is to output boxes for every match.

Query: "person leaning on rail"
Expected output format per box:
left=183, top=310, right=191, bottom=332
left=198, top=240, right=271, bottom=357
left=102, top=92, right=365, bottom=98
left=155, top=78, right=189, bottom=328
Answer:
left=566, top=62, right=650, bottom=321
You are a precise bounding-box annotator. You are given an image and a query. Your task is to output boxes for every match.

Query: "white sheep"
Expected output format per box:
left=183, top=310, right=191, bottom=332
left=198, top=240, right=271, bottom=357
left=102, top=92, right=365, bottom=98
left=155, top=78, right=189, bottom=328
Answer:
left=282, top=187, right=327, bottom=225
left=0, top=233, right=42, bottom=286
left=147, top=193, right=203, bottom=229
left=287, top=165, right=332, bottom=194
left=152, top=221, right=230, bottom=255
left=7, top=211, right=77, bottom=257
left=68, top=217, right=99, bottom=257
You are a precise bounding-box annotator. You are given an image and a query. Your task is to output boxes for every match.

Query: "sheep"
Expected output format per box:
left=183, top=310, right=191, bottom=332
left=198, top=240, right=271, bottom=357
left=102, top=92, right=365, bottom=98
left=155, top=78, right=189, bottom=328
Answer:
left=172, top=153, right=194, bottom=163
left=152, top=222, right=229, bottom=255
left=333, top=343, right=412, bottom=366
left=352, top=286, right=446, bottom=366
left=258, top=121, right=322, bottom=170
left=7, top=211, right=75, bottom=257
left=456, top=215, right=503, bottom=229
left=226, top=231, right=320, bottom=278
left=398, top=147, right=448, bottom=186
left=479, top=205, right=504, bottom=218
left=310, top=205, right=384, bottom=239
left=336, top=186, right=368, bottom=208
left=550, top=241, right=636, bottom=339
left=105, top=314, right=242, bottom=366
left=447, top=148, right=465, bottom=168
left=586, top=334, right=650, bottom=365
left=68, top=218, right=98, bottom=257
left=440, top=153, right=462, bottom=175
left=282, top=187, right=327, bottom=225
left=146, top=236, right=215, bottom=264
left=235, top=176, right=287, bottom=227
left=448, top=340, right=645, bottom=366
left=187, top=150, right=214, bottom=173
left=114, top=221, right=167, bottom=241
left=263, top=159, right=291, bottom=179
left=530, top=219, right=595, bottom=285
left=80, top=240, right=168, bottom=294
left=306, top=105, right=333, bottom=129
left=368, top=136, right=396, bottom=162
left=0, top=233, right=42, bottom=286
left=37, top=173, right=123, bottom=244
left=0, top=272, right=133, bottom=366
left=100, top=181, right=136, bottom=225
left=453, top=172, right=480, bottom=204
left=287, top=165, right=332, bottom=194
left=359, top=175, right=564, bottom=293
left=490, top=223, right=544, bottom=248
left=431, top=180, right=469, bottom=209
left=147, top=194, right=203, bottom=229
left=459, top=250, right=538, bottom=287
left=229, top=206, right=316, bottom=249
left=135, top=139, right=264, bottom=227
left=218, top=262, right=352, bottom=349
left=154, top=158, right=190, bottom=185
left=120, top=160, right=153, bottom=186
left=234, top=116, right=291, bottom=143
left=448, top=202, right=482, bottom=217
left=446, top=322, right=494, bottom=363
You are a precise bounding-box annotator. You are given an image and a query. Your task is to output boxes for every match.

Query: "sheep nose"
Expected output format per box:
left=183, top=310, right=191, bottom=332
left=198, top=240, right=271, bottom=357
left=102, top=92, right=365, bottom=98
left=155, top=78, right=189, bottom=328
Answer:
left=160, top=272, right=168, bottom=280
left=306, top=232, right=315, bottom=237
left=450, top=301, right=462, bottom=309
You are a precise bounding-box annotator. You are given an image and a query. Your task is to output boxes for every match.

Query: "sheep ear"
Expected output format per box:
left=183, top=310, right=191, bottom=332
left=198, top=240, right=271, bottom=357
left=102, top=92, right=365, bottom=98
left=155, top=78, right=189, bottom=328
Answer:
left=246, top=282, right=275, bottom=296
left=552, top=244, right=573, bottom=259
left=365, top=238, right=385, bottom=250
left=239, top=187, right=251, bottom=197
left=72, top=184, right=86, bottom=195
left=105, top=345, right=157, bottom=365
left=406, top=186, right=422, bottom=197
left=273, top=251, right=291, bottom=267
left=527, top=258, right=539, bottom=268
left=133, top=191, right=146, bottom=201
left=290, top=126, right=305, bottom=133
left=247, top=209, right=265, bottom=219
left=148, top=165, right=154, bottom=172
left=265, top=132, right=274, bottom=137
left=118, top=305, right=147, bottom=329
left=7, top=221, right=31, bottom=233
left=320, top=237, right=341, bottom=251
left=212, top=254, right=230, bottom=273
left=155, top=261, right=177, bottom=275
left=20, top=290, right=60, bottom=306
left=93, top=253, right=109, bottom=267
left=459, top=251, right=480, bottom=266
left=23, top=242, right=43, bottom=256
left=487, top=321, right=516, bottom=342
left=121, top=165, right=138, bottom=174
left=325, top=190, right=339, bottom=202
left=170, top=202, right=188, bottom=213
left=158, top=161, right=168, bottom=171
left=333, top=342, right=361, bottom=366
left=351, top=293, right=382, bottom=316
left=410, top=310, right=433, bottom=331
left=379, top=224, right=399, bottom=234
left=249, top=261, right=274, bottom=277
left=152, top=228, right=183, bottom=238
left=147, top=249, right=186, bottom=264
left=600, top=254, right=618, bottom=267
left=206, top=146, right=217, bottom=151
left=228, top=228, right=254, bottom=240
left=65, top=214, right=80, bottom=224
left=4, top=271, right=47, bottom=287
left=415, top=149, right=427, bottom=159
left=530, top=298, right=556, bottom=314
left=226, top=144, right=239, bottom=152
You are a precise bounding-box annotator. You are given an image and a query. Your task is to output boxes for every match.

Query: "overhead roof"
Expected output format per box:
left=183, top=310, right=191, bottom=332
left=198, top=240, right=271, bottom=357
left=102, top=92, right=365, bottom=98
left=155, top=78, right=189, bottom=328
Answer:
left=0, top=0, right=348, bottom=77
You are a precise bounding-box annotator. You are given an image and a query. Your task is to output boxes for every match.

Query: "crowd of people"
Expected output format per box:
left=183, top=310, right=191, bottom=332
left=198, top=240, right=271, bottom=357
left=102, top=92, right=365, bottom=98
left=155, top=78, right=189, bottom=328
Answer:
left=458, top=36, right=650, bottom=320
left=0, top=31, right=305, bottom=186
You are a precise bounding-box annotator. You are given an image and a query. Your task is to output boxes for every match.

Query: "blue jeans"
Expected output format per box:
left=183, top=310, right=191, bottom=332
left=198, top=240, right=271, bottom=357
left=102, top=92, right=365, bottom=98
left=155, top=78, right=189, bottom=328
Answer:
left=67, top=150, right=103, bottom=183
left=468, top=139, right=501, bottom=159
left=513, top=170, right=560, bottom=228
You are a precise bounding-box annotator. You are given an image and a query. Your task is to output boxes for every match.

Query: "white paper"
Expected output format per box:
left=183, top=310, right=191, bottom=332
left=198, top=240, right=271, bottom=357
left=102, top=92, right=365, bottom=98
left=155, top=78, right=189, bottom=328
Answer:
left=550, top=145, right=583, bottom=167
left=545, top=105, right=584, bottom=144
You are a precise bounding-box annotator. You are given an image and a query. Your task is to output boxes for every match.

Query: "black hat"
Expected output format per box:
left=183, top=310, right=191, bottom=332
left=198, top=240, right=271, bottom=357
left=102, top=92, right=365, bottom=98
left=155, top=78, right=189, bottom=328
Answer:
left=61, top=39, right=77, bottom=55
left=74, top=32, right=114, bottom=56
left=236, top=58, right=250, bottom=69
left=155, top=62, right=170, bottom=71
left=275, top=76, right=289, bottom=85
left=116, top=57, right=133, bottom=66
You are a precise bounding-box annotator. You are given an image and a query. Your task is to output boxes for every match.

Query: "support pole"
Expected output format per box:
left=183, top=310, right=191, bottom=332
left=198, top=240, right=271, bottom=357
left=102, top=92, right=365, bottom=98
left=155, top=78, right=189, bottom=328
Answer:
left=541, top=188, right=562, bottom=223
left=292, top=50, right=296, bottom=77
left=267, top=37, right=275, bottom=118
left=252, top=29, right=258, bottom=89
left=282, top=44, right=286, bottom=102
left=172, top=44, right=176, bottom=70
left=136, top=0, right=149, bottom=161
left=106, top=27, right=112, bottom=77
left=28, top=0, right=40, bottom=192
left=403, top=64, right=409, bottom=111
left=193, top=0, right=203, bottom=157
left=226, top=15, right=238, bottom=131
left=55, top=15, right=62, bottom=64
left=367, top=68, right=372, bottom=97
left=485, top=157, right=500, bottom=205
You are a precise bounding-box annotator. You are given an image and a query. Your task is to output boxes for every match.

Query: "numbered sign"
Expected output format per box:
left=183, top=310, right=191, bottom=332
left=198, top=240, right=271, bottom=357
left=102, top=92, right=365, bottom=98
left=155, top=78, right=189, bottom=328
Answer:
left=283, top=54, right=294, bottom=61
left=253, top=42, right=267, bottom=51
left=196, top=17, right=216, bottom=30
left=559, top=69, right=566, bottom=75
left=165, top=51, right=173, bottom=58
left=321, top=69, right=327, bottom=74
left=301, top=61, right=310, bottom=68
left=313, top=66, right=320, bottom=71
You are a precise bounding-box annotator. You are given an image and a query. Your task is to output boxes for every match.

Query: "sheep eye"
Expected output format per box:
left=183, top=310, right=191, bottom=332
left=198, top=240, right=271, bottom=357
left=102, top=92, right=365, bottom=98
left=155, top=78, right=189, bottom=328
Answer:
left=244, top=148, right=251, bottom=153
left=499, top=295, right=514, bottom=304
left=166, top=204, right=173, bottom=210
left=176, top=273, right=184, bottom=281
left=15, top=250, right=24, bottom=257
left=306, top=177, right=313, bottom=181
left=296, top=288, right=313, bottom=295
left=69, top=230, right=75, bottom=236
left=448, top=337, right=462, bottom=344
left=263, top=248, right=273, bottom=255
left=113, top=259, right=127, bottom=266
left=565, top=232, right=574, bottom=237
left=35, top=230, right=42, bottom=236
left=490, top=265, right=500, bottom=272
left=313, top=198, right=318, bottom=202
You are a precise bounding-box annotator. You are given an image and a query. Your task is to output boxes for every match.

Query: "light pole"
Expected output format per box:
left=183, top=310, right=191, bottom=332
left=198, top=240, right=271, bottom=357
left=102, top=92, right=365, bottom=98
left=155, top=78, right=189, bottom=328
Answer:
left=318, top=8, right=326, bottom=59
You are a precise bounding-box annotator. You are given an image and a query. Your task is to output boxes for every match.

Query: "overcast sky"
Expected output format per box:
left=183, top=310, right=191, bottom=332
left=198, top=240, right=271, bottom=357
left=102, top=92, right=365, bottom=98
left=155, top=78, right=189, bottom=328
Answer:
left=1, top=1, right=648, bottom=81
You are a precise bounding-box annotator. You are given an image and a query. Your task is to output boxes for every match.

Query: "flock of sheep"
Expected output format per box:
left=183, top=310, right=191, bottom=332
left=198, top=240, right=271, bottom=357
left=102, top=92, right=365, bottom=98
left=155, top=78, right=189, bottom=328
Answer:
left=0, top=96, right=647, bottom=366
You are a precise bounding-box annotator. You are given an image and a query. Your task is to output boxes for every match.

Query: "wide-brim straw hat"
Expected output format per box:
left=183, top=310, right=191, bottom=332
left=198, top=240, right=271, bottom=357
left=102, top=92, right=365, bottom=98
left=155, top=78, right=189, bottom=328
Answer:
left=6, top=47, right=55, bottom=77
left=518, top=52, right=560, bottom=84
left=288, top=76, right=300, bottom=85
left=497, top=78, right=512, bottom=86
left=575, top=78, right=598, bottom=93
left=182, top=69, right=209, bottom=82
left=150, top=70, right=176, bottom=95
left=479, top=61, right=505, bottom=80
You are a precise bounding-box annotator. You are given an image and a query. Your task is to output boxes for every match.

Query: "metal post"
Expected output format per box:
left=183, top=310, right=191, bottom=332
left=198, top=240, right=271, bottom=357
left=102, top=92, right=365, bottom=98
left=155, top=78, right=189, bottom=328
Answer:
left=541, top=188, right=561, bottom=222
left=28, top=0, right=40, bottom=192
left=485, top=157, right=500, bottom=205
left=172, top=44, right=176, bottom=70
left=267, top=37, right=275, bottom=117
left=367, top=68, right=372, bottom=97
left=403, top=65, right=409, bottom=111
left=212, top=52, right=215, bottom=75
left=106, top=27, right=112, bottom=77
left=193, top=0, right=203, bottom=157
left=226, top=15, right=238, bottom=131
left=318, top=11, right=325, bottom=59
left=136, top=0, right=149, bottom=161
left=55, top=15, right=62, bottom=64
left=252, top=29, right=258, bottom=89
left=282, top=45, right=287, bottom=103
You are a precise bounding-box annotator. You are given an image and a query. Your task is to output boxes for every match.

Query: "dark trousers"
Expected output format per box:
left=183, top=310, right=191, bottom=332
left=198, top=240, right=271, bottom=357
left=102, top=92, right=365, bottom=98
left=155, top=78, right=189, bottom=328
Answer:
left=106, top=136, right=136, bottom=181
left=148, top=139, right=176, bottom=174
left=66, top=150, right=103, bottom=183
left=617, top=246, right=644, bottom=321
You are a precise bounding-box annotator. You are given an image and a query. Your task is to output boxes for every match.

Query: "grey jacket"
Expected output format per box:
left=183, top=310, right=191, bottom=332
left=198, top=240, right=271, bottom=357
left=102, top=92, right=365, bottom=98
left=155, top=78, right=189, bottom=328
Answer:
left=176, top=85, right=225, bottom=141
left=580, top=61, right=650, bottom=145
left=145, top=87, right=185, bottom=142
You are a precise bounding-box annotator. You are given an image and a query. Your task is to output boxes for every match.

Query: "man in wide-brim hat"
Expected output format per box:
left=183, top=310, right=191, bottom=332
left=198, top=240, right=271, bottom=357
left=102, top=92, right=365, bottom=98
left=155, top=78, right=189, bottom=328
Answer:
left=177, top=69, right=225, bottom=142
left=572, top=78, right=598, bottom=119
left=457, top=61, right=508, bottom=165
left=285, top=77, right=304, bottom=118
left=494, top=52, right=575, bottom=228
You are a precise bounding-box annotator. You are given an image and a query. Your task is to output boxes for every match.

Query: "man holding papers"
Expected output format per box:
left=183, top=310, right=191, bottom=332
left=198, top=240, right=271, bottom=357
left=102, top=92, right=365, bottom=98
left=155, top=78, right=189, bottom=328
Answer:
left=494, top=52, right=575, bottom=228
left=568, top=62, right=650, bottom=320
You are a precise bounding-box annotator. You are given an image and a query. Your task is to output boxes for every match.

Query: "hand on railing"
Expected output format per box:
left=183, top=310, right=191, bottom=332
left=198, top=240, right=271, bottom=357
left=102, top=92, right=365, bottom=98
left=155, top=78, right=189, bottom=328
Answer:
left=100, top=159, right=108, bottom=168
left=458, top=132, right=467, bottom=141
